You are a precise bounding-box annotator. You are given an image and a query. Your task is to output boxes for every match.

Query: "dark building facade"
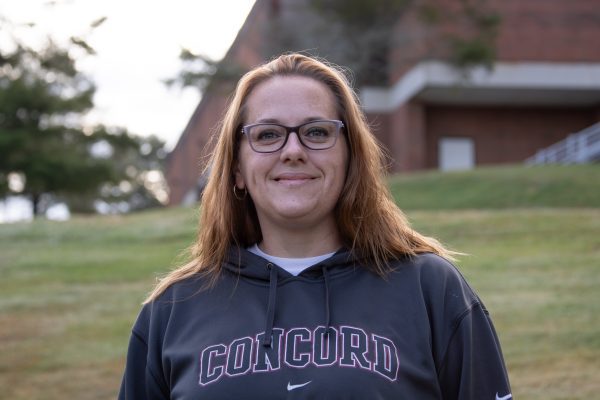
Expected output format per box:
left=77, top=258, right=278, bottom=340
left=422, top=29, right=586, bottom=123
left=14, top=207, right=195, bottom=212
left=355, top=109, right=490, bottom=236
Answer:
left=166, top=0, right=600, bottom=205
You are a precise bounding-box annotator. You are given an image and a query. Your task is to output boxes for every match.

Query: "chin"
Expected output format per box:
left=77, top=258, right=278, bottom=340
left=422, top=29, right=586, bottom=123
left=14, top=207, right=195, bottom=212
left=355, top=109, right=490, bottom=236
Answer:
left=274, top=207, right=315, bottom=220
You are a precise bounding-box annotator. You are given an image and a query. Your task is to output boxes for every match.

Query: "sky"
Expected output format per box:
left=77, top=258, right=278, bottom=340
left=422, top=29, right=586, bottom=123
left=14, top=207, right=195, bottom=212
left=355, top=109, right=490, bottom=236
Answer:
left=0, top=0, right=256, bottom=222
left=0, top=0, right=256, bottom=149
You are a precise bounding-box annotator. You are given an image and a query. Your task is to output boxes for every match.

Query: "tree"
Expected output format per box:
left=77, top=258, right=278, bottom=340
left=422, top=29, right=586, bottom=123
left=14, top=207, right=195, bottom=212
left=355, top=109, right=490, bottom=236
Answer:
left=0, top=33, right=115, bottom=215
left=306, top=0, right=411, bottom=85
left=0, top=15, right=167, bottom=216
left=163, top=48, right=246, bottom=94
left=67, top=126, right=169, bottom=214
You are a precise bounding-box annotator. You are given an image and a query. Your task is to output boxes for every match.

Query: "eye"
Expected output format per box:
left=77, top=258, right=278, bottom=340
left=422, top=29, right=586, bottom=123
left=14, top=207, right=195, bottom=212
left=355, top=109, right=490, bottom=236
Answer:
left=303, top=125, right=331, bottom=142
left=306, top=127, right=329, bottom=137
left=254, top=127, right=283, bottom=142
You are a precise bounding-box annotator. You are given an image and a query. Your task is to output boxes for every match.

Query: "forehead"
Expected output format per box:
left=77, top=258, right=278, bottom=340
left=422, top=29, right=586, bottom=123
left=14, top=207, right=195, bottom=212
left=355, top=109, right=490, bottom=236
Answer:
left=244, top=76, right=338, bottom=123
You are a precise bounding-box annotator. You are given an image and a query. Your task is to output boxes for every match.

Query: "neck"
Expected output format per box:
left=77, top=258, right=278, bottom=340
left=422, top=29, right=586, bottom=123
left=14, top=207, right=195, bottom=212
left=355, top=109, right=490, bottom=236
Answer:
left=258, top=218, right=343, bottom=258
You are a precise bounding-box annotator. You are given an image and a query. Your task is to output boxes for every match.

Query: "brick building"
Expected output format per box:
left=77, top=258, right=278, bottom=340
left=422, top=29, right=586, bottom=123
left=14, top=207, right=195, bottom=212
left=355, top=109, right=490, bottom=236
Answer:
left=166, top=0, right=600, bottom=205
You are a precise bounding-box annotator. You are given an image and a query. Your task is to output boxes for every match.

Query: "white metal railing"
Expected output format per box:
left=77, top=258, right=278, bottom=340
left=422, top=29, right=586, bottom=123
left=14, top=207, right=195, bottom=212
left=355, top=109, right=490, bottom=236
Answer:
left=526, top=122, right=600, bottom=165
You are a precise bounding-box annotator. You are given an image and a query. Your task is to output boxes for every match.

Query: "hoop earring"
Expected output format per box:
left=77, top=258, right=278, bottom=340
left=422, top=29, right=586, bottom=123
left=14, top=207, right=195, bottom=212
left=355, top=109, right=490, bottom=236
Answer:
left=233, top=184, right=247, bottom=200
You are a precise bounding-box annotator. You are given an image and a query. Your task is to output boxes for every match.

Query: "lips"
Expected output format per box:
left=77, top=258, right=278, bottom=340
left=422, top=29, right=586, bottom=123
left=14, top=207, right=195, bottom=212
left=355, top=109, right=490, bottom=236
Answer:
left=273, top=172, right=316, bottom=182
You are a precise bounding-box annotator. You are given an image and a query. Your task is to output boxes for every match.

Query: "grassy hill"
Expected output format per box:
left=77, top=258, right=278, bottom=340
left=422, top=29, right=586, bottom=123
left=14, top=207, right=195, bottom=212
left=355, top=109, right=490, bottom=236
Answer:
left=0, top=165, right=598, bottom=399
left=389, top=164, right=599, bottom=209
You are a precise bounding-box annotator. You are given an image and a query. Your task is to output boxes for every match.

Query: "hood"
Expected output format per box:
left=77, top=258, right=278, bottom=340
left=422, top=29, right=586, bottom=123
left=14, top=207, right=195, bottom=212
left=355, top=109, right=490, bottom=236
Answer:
left=221, top=245, right=361, bottom=347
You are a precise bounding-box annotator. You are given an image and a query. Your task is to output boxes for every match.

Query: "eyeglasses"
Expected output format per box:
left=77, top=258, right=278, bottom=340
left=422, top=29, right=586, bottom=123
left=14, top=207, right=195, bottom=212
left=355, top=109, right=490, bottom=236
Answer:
left=240, top=119, right=345, bottom=153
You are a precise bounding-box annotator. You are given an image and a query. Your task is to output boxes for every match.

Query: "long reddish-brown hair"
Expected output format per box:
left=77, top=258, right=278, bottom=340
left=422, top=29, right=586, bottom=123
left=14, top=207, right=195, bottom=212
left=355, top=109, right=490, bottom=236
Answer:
left=146, top=53, right=454, bottom=302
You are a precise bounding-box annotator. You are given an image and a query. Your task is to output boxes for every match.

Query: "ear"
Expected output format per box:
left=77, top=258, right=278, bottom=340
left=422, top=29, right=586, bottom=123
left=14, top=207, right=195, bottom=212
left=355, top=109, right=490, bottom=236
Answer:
left=234, top=163, right=245, bottom=189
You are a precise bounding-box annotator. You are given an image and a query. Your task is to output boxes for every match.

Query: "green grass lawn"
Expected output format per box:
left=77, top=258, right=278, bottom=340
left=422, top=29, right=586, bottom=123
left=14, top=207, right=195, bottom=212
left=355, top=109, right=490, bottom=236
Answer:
left=1, top=165, right=598, bottom=399
left=390, top=164, right=600, bottom=209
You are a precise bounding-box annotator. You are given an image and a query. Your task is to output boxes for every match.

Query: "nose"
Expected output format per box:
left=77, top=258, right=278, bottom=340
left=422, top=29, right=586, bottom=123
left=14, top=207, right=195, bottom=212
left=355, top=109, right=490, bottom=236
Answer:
left=280, top=131, right=307, bottom=162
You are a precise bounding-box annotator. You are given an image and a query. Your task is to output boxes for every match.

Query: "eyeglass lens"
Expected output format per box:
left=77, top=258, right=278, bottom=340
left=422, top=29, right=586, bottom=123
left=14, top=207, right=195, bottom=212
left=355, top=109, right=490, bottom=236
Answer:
left=245, top=120, right=341, bottom=152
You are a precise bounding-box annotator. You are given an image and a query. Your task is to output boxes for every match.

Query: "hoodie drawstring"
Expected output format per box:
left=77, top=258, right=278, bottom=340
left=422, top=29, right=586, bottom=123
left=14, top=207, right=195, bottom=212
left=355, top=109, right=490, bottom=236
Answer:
left=263, top=263, right=278, bottom=347
left=322, top=265, right=332, bottom=336
left=262, top=262, right=333, bottom=346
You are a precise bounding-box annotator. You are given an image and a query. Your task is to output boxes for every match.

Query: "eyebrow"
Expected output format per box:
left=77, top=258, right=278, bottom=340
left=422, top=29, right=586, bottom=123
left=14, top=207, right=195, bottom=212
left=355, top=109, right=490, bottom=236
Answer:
left=254, top=117, right=330, bottom=125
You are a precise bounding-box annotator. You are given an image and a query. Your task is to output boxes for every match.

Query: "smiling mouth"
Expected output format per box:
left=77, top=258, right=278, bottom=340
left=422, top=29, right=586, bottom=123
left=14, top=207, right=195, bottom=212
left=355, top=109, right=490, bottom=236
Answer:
left=275, top=177, right=313, bottom=181
left=273, top=174, right=316, bottom=185
left=273, top=173, right=316, bottom=182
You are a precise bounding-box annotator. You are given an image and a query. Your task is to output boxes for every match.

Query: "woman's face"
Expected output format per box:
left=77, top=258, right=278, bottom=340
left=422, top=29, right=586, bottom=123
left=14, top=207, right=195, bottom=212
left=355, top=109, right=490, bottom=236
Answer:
left=235, top=76, right=349, bottom=232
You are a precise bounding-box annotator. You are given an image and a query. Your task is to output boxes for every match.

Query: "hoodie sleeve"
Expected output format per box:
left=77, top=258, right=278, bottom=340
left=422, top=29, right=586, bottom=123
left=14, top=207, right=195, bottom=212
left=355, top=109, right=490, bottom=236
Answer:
left=417, top=254, right=512, bottom=400
left=118, top=304, right=170, bottom=400
left=437, top=302, right=512, bottom=400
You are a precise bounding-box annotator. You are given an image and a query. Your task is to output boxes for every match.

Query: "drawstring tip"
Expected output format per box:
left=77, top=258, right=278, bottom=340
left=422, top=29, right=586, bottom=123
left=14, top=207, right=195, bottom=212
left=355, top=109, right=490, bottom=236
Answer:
left=262, top=337, right=272, bottom=347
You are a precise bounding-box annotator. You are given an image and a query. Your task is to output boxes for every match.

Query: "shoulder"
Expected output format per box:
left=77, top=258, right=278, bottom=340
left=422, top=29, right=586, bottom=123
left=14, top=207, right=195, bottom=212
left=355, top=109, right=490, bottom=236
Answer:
left=391, top=252, right=482, bottom=315
left=132, top=275, right=207, bottom=337
left=392, top=252, right=468, bottom=284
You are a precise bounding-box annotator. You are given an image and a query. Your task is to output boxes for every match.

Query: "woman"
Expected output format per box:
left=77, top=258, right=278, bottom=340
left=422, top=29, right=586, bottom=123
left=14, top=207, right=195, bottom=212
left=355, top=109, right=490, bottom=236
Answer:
left=119, top=53, right=512, bottom=399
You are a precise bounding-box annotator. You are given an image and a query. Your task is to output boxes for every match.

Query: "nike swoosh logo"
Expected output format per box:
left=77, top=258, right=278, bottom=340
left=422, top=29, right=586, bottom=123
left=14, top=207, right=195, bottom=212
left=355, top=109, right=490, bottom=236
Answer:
left=496, top=393, right=512, bottom=400
left=287, top=381, right=311, bottom=391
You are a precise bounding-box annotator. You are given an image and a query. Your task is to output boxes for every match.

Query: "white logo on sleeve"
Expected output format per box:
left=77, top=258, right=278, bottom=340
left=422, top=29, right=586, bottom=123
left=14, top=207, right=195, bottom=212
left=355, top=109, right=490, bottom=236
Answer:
left=287, top=381, right=312, bottom=391
left=496, top=393, right=512, bottom=400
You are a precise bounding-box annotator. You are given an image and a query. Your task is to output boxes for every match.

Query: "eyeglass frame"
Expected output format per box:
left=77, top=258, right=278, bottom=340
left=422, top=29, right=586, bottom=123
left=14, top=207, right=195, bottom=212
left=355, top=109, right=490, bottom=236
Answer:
left=240, top=119, right=345, bottom=153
